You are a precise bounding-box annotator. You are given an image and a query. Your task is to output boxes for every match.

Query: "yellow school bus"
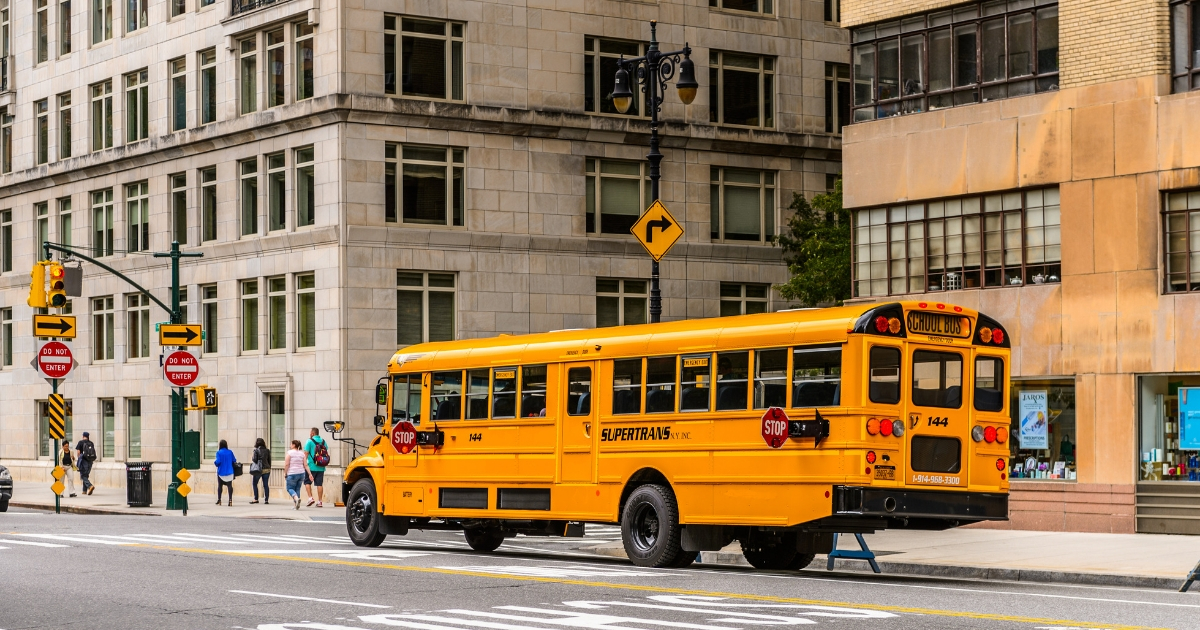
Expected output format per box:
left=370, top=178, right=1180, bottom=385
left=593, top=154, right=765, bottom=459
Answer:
left=341, top=301, right=1011, bottom=569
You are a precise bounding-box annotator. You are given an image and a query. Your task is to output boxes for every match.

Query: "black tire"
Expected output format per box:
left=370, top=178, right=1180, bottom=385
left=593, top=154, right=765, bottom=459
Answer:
left=345, top=478, right=386, bottom=547
left=788, top=553, right=816, bottom=570
left=668, top=550, right=698, bottom=568
left=0, top=499, right=7, bottom=513
left=741, top=534, right=799, bottom=570
left=621, top=484, right=685, bottom=568
left=463, top=527, right=505, bottom=552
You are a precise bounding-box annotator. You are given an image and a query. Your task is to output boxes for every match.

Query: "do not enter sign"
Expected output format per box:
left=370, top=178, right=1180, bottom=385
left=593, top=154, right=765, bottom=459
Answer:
left=163, top=350, right=200, bottom=387
left=391, top=421, right=417, bottom=455
left=36, top=341, right=73, bottom=379
left=762, top=407, right=790, bottom=449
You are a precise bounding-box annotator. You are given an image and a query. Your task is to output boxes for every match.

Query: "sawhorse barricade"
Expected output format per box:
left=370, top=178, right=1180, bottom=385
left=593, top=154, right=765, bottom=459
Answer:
left=1181, top=559, right=1200, bottom=592
left=826, top=533, right=881, bottom=573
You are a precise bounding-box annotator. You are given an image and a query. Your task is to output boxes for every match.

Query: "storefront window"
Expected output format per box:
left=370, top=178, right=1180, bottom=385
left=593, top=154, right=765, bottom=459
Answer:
left=1009, top=379, right=1076, bottom=480
left=1139, top=376, right=1200, bottom=481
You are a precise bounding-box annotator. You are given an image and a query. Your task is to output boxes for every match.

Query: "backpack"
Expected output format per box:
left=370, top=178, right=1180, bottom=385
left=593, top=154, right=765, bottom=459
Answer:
left=81, top=440, right=97, bottom=462
left=313, top=438, right=330, bottom=467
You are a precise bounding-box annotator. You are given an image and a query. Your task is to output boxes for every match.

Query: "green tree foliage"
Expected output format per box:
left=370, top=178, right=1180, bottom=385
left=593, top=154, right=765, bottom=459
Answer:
left=774, top=180, right=852, bottom=306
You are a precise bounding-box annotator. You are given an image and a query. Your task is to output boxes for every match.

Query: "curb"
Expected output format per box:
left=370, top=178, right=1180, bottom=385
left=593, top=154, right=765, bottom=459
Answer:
left=10, top=501, right=160, bottom=517
left=588, top=545, right=1183, bottom=591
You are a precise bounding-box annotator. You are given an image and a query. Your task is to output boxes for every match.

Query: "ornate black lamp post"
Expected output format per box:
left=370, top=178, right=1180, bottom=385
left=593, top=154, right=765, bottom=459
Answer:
left=610, top=20, right=698, bottom=323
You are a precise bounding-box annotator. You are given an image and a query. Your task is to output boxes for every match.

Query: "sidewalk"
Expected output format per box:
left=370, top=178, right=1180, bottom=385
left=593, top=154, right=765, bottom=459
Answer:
left=589, top=528, right=1200, bottom=590
left=6, top=480, right=342, bottom=521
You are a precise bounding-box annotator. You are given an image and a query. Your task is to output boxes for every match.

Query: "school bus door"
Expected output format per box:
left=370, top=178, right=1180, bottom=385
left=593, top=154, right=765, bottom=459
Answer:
left=385, top=374, right=422, bottom=516
left=558, top=363, right=597, bottom=483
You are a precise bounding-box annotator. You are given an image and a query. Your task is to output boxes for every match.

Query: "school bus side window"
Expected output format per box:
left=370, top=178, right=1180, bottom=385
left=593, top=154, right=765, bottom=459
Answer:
left=680, top=354, right=712, bottom=412
left=868, top=346, right=901, bottom=405
left=567, top=367, right=591, bottom=415
left=754, top=348, right=788, bottom=409
left=466, top=369, right=489, bottom=419
left=521, top=365, right=548, bottom=417
left=431, top=370, right=463, bottom=421
left=792, top=346, right=841, bottom=407
left=974, top=356, right=1004, bottom=412
left=612, top=359, right=642, bottom=415
left=646, top=356, right=676, bottom=414
left=716, top=351, right=749, bottom=411
left=492, top=367, right=517, bottom=418
left=392, top=374, right=422, bottom=424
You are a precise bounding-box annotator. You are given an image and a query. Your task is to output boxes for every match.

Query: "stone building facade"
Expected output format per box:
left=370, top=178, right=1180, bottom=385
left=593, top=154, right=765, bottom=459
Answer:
left=843, top=0, right=1200, bottom=533
left=0, top=0, right=848, bottom=494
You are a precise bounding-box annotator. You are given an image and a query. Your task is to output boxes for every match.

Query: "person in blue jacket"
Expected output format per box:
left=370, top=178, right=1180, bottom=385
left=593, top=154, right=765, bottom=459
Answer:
left=214, top=440, right=238, bottom=506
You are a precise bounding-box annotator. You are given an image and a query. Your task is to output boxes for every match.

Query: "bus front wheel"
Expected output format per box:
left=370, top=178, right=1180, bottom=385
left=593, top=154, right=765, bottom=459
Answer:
left=621, top=484, right=685, bottom=568
left=464, top=527, right=505, bottom=552
left=346, top=478, right=386, bottom=548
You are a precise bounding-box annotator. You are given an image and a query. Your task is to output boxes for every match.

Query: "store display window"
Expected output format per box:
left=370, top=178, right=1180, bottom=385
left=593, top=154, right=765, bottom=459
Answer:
left=1008, top=379, right=1076, bottom=480
left=1138, top=376, right=1200, bottom=481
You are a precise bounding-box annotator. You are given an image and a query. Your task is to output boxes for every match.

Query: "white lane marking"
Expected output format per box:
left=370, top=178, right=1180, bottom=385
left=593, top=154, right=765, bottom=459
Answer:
left=231, top=549, right=381, bottom=555
left=231, top=591, right=391, bottom=609
left=0, top=538, right=70, bottom=547
left=16, top=534, right=136, bottom=545
left=83, top=534, right=250, bottom=545
left=329, top=550, right=432, bottom=560
left=441, top=565, right=663, bottom=578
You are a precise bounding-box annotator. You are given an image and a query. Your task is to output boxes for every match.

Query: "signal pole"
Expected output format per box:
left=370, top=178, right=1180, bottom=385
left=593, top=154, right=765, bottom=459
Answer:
left=154, top=242, right=202, bottom=511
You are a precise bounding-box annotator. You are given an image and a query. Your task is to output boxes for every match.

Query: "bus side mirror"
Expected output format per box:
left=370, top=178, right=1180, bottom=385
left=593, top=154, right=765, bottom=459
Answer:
left=373, top=415, right=385, bottom=428
left=376, top=383, right=388, bottom=406
left=324, top=420, right=344, bottom=435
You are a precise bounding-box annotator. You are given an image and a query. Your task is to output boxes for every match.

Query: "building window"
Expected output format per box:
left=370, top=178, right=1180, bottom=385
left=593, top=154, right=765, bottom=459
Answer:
left=36, top=0, right=47, bottom=63
left=851, top=2, right=1059, bottom=122
left=178, top=286, right=188, bottom=323
left=57, top=92, right=71, bottom=159
left=268, top=393, right=285, bottom=454
left=384, top=144, right=464, bottom=226
left=126, top=0, right=146, bottom=31
left=58, top=197, right=72, bottom=247
left=59, top=0, right=71, bottom=55
left=266, top=29, right=284, bottom=108
left=720, top=283, right=769, bottom=316
left=296, top=273, right=315, bottom=348
left=854, top=187, right=1061, bottom=298
left=709, top=51, right=775, bottom=128
left=0, top=210, right=11, bottom=272
left=240, top=158, right=258, bottom=236
left=91, top=80, right=112, bottom=151
left=596, top=278, right=647, bottom=327
left=1, top=108, right=12, bottom=172
left=825, top=0, right=840, bottom=22
left=201, top=167, right=217, bottom=241
left=100, top=399, right=115, bottom=459
left=1172, top=1, right=1200, bottom=92
left=396, top=271, right=455, bottom=345
left=826, top=62, right=851, bottom=134
left=198, top=49, right=216, bottom=125
left=126, top=181, right=149, bottom=252
left=171, top=173, right=187, bottom=244
left=169, top=0, right=182, bottom=16
left=36, top=202, right=48, bottom=247
left=127, top=293, right=150, bottom=358
left=127, top=398, right=141, bottom=459
left=240, top=37, right=257, bottom=115
left=267, top=276, right=286, bottom=350
left=242, top=280, right=259, bottom=352
left=203, top=405, right=218, bottom=459
left=1, top=307, right=11, bottom=366
left=92, top=296, right=114, bottom=361
left=201, top=284, right=217, bottom=353
left=34, top=100, right=47, bottom=164
left=91, top=188, right=113, bottom=257
left=199, top=0, right=211, bottom=9
left=709, top=0, right=772, bottom=15
left=0, top=7, right=7, bottom=92
left=384, top=16, right=464, bottom=100
left=296, top=146, right=314, bottom=227
left=125, top=70, right=148, bottom=143
left=1011, top=379, right=1075, bottom=480
left=586, top=158, right=649, bottom=235
left=710, top=167, right=775, bottom=243
left=1163, top=190, right=1200, bottom=293
left=584, top=38, right=642, bottom=115
left=267, top=153, right=285, bottom=232
left=170, top=58, right=186, bottom=132
left=296, top=23, right=314, bottom=101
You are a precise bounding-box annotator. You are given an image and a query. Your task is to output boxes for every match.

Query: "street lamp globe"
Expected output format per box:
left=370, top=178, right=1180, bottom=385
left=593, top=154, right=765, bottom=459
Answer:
left=676, top=55, right=698, bottom=105
left=612, top=65, right=634, bottom=114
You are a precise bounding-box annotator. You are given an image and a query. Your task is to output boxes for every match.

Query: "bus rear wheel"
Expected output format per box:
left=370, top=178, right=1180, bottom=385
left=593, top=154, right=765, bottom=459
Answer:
left=346, top=478, right=386, bottom=548
left=464, top=527, right=505, bottom=552
left=789, top=553, right=816, bottom=570
left=741, top=534, right=799, bottom=571
left=621, top=484, right=685, bottom=568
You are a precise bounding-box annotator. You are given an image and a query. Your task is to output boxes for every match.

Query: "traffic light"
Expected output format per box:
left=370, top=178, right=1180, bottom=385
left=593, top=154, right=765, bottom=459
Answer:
left=47, top=262, right=67, bottom=308
left=186, top=385, right=217, bottom=410
left=27, top=261, right=46, bottom=308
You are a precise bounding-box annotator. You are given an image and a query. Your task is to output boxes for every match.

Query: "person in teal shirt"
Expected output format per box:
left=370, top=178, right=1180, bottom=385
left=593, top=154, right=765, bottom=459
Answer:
left=303, top=427, right=329, bottom=507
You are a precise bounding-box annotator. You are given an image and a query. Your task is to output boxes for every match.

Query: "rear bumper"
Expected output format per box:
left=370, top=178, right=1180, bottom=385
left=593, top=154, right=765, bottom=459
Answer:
left=833, top=485, right=1008, bottom=521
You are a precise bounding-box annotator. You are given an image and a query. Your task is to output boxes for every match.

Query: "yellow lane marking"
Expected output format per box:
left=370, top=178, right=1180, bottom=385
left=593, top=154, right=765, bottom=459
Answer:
left=156, top=546, right=1164, bottom=630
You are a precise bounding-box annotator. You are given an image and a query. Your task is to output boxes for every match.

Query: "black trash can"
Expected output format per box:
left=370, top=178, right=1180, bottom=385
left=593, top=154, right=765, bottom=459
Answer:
left=126, top=462, right=153, bottom=507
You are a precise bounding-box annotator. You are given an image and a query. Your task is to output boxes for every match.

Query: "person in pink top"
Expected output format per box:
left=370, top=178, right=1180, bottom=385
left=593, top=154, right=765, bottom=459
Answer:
left=283, top=439, right=313, bottom=510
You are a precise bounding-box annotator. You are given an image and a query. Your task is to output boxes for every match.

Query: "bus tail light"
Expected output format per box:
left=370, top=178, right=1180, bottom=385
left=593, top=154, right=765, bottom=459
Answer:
left=971, top=426, right=985, bottom=442
left=992, top=328, right=1005, bottom=344
left=996, top=428, right=1007, bottom=444
left=983, top=426, right=997, bottom=443
left=996, top=458, right=1006, bottom=471
left=874, top=316, right=889, bottom=333
left=891, top=419, right=905, bottom=437
left=866, top=451, right=877, bottom=464
left=866, top=418, right=880, bottom=436
left=879, top=418, right=894, bottom=437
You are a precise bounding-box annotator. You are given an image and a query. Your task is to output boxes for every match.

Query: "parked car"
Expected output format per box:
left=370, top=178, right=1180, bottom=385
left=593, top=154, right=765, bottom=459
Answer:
left=0, top=464, right=11, bottom=511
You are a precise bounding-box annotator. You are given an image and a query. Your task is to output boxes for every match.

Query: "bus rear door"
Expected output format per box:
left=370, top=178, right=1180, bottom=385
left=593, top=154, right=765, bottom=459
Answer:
left=905, top=346, right=969, bottom=489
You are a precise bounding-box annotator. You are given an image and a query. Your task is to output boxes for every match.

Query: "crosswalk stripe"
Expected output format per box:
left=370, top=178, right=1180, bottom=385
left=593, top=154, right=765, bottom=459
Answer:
left=17, top=534, right=137, bottom=545
left=0, top=538, right=70, bottom=548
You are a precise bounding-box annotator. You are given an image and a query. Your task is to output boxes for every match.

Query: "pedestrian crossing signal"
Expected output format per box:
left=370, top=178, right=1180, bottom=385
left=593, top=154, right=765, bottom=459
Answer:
left=185, top=385, right=217, bottom=410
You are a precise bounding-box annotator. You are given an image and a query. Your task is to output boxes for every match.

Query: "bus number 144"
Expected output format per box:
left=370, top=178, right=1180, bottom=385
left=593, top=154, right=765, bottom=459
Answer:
left=927, top=416, right=949, bottom=427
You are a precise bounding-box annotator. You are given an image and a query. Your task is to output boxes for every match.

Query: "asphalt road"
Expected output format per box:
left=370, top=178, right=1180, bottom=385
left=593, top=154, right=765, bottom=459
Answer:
left=0, top=507, right=1196, bottom=630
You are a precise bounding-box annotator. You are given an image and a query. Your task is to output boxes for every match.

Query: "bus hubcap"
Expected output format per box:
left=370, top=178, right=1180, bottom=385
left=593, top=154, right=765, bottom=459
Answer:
left=631, top=504, right=660, bottom=552
left=350, top=493, right=373, bottom=533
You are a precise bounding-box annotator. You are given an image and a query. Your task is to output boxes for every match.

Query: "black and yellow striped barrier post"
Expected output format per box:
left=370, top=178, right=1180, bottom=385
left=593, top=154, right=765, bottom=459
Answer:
left=48, top=391, right=66, bottom=514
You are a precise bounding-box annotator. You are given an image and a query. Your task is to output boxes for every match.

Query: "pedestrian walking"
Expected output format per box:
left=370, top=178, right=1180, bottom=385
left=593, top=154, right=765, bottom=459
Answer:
left=60, top=441, right=77, bottom=497
left=284, top=439, right=313, bottom=510
left=214, top=440, right=238, bottom=506
left=74, top=432, right=97, bottom=495
left=250, top=437, right=272, bottom=505
left=303, top=427, right=331, bottom=507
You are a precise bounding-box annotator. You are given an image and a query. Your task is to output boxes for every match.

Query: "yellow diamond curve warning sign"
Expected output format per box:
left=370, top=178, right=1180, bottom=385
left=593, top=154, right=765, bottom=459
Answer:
left=51, top=466, right=65, bottom=481
left=51, top=481, right=65, bottom=496
left=176, top=484, right=191, bottom=497
left=630, top=200, right=684, bottom=262
left=176, top=468, right=191, bottom=483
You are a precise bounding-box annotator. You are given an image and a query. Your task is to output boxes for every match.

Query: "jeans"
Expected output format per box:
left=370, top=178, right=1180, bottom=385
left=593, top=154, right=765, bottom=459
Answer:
left=252, top=472, right=270, bottom=502
left=78, top=463, right=93, bottom=492
left=286, top=473, right=304, bottom=499
left=217, top=476, right=234, bottom=502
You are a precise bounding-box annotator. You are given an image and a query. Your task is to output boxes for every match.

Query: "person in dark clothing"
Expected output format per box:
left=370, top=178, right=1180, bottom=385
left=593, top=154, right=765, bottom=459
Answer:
left=75, top=432, right=97, bottom=495
left=250, top=437, right=272, bottom=504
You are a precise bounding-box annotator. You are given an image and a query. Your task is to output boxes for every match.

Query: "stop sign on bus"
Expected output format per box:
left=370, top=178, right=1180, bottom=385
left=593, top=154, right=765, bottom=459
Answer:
left=163, top=350, right=200, bottom=387
left=391, top=421, right=417, bottom=454
left=36, top=341, right=73, bottom=379
left=761, top=407, right=789, bottom=449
